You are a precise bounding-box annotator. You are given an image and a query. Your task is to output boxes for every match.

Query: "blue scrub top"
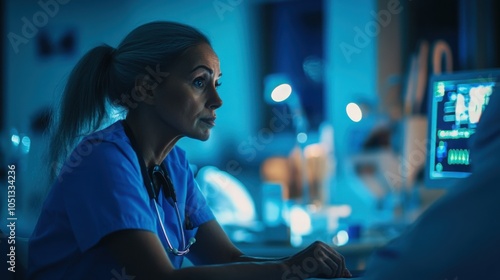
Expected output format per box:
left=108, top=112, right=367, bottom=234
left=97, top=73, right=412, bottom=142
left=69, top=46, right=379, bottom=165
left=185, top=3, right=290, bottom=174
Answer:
left=27, top=121, right=215, bottom=279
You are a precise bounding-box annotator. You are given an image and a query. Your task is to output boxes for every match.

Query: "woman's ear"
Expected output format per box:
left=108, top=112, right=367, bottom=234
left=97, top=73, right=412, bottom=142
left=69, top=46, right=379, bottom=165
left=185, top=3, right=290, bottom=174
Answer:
left=133, top=73, right=166, bottom=105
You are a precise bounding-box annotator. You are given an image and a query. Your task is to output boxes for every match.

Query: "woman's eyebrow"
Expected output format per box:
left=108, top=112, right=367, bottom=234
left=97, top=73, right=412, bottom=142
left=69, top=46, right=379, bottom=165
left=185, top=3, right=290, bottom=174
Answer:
left=191, top=65, right=213, bottom=74
left=191, top=65, right=222, bottom=77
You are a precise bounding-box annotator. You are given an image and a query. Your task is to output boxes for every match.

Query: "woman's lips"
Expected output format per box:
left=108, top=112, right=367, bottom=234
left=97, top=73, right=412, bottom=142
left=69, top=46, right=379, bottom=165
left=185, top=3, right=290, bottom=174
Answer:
left=200, top=117, right=216, bottom=127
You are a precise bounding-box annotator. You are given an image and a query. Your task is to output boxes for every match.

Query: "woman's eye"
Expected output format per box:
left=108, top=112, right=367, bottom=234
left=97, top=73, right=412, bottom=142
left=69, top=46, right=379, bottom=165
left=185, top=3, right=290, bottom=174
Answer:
left=193, top=78, right=205, bottom=88
left=215, top=81, right=222, bottom=88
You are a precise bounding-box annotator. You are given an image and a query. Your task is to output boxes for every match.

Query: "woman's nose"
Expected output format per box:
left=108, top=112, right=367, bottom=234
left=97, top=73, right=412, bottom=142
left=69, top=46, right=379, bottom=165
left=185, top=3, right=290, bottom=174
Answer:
left=207, top=89, right=223, bottom=110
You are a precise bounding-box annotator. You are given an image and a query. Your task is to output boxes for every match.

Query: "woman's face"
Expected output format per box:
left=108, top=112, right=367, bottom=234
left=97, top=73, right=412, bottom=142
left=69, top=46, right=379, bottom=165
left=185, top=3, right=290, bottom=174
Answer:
left=152, top=43, right=223, bottom=141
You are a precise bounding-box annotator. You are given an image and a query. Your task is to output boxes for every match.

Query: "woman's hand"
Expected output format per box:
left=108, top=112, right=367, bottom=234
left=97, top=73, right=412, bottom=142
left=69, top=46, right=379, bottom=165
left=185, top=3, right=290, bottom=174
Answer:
left=281, top=241, right=352, bottom=279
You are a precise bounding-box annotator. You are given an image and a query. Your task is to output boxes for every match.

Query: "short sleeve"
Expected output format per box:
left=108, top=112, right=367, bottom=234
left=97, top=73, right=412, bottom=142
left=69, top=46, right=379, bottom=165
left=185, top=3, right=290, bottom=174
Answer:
left=185, top=178, right=215, bottom=228
left=169, top=148, right=215, bottom=229
left=61, top=140, right=156, bottom=252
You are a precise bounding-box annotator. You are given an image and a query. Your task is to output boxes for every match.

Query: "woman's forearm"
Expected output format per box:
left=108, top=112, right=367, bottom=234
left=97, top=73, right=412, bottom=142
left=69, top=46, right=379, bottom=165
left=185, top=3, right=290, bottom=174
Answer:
left=232, top=254, right=288, bottom=263
left=168, top=260, right=289, bottom=280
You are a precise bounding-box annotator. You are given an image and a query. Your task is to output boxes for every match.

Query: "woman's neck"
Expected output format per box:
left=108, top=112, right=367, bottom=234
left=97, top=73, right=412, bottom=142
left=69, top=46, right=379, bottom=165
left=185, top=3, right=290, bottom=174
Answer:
left=124, top=114, right=181, bottom=168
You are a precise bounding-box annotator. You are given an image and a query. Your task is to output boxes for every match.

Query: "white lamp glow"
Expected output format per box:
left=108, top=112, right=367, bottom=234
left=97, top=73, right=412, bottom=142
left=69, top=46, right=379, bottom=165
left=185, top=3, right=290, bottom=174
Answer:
left=346, top=102, right=362, bottom=122
left=271, top=83, right=292, bottom=102
left=289, top=205, right=312, bottom=236
left=332, top=230, right=349, bottom=246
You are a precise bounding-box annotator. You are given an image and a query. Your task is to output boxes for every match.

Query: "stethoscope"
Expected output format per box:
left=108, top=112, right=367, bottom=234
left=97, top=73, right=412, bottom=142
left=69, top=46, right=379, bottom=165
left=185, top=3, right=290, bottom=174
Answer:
left=122, top=121, right=196, bottom=256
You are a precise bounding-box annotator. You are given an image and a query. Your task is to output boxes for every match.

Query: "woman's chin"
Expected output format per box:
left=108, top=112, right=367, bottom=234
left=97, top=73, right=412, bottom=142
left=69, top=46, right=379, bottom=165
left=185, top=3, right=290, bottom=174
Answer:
left=190, top=130, right=211, bottom=141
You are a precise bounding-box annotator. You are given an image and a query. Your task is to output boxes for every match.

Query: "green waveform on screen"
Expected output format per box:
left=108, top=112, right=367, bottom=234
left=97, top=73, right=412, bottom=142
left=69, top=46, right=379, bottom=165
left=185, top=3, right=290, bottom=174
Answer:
left=447, top=149, right=470, bottom=165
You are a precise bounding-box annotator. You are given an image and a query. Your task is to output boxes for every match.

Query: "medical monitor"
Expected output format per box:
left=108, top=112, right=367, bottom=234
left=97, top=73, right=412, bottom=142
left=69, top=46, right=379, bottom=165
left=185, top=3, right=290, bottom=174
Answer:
left=425, top=69, right=500, bottom=188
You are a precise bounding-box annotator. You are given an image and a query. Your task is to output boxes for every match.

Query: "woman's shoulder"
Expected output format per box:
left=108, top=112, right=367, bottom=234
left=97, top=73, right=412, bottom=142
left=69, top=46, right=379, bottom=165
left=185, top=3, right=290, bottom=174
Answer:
left=78, top=120, right=131, bottom=148
left=67, top=120, right=136, bottom=165
left=56, top=121, right=140, bottom=185
left=82, top=120, right=128, bottom=144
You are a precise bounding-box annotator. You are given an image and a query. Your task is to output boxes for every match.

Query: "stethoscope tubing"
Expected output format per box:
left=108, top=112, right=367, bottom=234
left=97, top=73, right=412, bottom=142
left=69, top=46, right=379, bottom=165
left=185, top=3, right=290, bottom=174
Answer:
left=122, top=120, right=195, bottom=256
left=152, top=198, right=193, bottom=256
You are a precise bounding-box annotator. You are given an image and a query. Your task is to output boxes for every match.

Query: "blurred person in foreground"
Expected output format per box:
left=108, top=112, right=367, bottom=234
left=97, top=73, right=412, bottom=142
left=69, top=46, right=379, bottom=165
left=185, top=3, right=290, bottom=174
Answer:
left=361, top=84, right=500, bottom=279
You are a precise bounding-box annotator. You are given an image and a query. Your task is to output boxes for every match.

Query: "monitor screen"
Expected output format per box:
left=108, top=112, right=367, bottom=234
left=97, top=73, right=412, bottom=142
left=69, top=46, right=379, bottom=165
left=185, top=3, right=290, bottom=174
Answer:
left=425, top=69, right=500, bottom=188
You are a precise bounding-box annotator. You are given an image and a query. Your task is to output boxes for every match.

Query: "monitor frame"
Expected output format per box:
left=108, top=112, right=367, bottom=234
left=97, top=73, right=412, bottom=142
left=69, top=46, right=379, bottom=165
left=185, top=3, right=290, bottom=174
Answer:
left=425, top=68, right=500, bottom=188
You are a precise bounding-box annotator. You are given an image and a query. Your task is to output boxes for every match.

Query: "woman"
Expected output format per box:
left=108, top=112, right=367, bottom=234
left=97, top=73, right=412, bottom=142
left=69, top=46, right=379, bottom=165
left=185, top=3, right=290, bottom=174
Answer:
left=28, top=21, right=351, bottom=279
